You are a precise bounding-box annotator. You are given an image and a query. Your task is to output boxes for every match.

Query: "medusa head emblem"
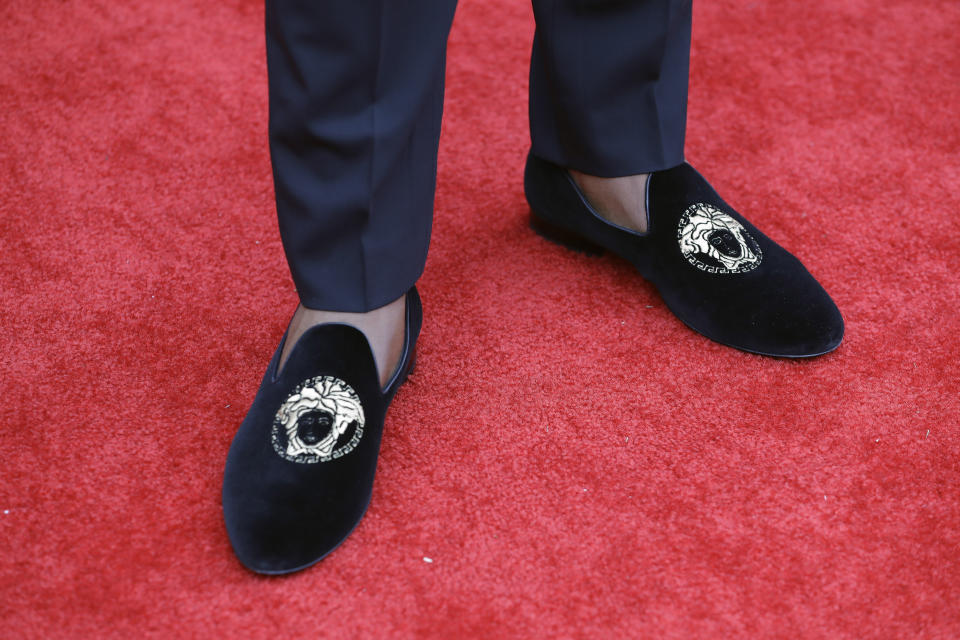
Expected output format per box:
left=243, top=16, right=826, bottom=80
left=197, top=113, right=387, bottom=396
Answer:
left=271, top=376, right=365, bottom=463
left=677, top=203, right=762, bottom=274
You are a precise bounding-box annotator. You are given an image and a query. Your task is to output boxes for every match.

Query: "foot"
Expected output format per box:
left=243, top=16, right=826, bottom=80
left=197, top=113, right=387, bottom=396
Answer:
left=569, top=170, right=650, bottom=233
left=223, top=288, right=423, bottom=574
left=279, top=295, right=406, bottom=389
left=526, top=152, right=844, bottom=357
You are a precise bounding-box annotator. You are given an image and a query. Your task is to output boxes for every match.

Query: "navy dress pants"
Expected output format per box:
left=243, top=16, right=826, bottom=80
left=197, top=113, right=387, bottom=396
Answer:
left=267, top=0, right=692, bottom=312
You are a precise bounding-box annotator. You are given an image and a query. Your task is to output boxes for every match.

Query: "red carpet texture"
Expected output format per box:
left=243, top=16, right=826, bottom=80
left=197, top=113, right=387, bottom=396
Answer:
left=2, top=0, right=959, bottom=637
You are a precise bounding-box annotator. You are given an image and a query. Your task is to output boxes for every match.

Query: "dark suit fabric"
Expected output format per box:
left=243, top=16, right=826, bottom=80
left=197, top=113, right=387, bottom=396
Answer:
left=266, top=0, right=692, bottom=311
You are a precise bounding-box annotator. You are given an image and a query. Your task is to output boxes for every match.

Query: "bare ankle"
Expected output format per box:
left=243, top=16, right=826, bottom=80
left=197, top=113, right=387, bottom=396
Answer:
left=279, top=294, right=406, bottom=389
left=569, top=170, right=650, bottom=233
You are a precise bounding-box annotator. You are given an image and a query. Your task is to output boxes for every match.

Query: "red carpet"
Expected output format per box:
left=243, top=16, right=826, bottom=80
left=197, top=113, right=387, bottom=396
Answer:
left=2, top=0, right=959, bottom=637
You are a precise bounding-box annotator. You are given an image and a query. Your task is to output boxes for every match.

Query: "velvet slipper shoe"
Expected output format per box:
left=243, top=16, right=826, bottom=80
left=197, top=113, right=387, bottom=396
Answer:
left=222, top=287, right=422, bottom=574
left=524, top=153, right=843, bottom=357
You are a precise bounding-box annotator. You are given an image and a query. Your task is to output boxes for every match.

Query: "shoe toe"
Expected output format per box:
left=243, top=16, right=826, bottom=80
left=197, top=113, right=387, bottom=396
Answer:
left=762, top=285, right=844, bottom=358
left=724, top=270, right=844, bottom=358
left=661, top=244, right=844, bottom=358
left=223, top=465, right=371, bottom=574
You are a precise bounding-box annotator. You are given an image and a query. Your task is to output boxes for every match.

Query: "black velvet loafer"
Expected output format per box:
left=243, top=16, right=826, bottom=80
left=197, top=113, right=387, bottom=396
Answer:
left=524, top=153, right=843, bottom=357
left=222, top=287, right=422, bottom=574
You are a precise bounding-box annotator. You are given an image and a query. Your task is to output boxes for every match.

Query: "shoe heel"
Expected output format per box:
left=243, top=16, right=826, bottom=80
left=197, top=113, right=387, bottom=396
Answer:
left=529, top=212, right=605, bottom=256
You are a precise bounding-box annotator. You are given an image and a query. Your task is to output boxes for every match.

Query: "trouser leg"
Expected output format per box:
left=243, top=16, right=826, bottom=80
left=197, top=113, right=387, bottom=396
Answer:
left=266, top=0, right=458, bottom=312
left=529, top=0, right=693, bottom=177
